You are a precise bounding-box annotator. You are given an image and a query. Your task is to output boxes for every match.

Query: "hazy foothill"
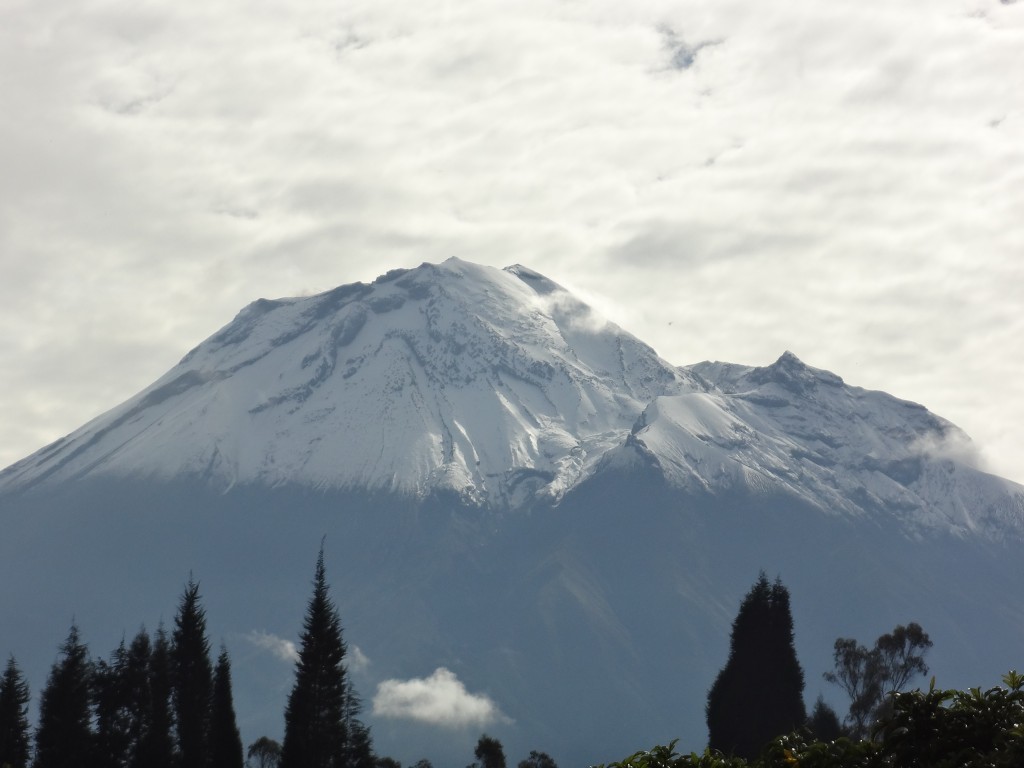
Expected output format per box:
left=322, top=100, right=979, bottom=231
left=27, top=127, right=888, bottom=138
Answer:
left=1, top=260, right=1023, bottom=765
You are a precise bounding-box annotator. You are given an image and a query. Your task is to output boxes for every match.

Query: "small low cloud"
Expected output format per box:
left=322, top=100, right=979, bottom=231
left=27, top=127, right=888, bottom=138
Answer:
left=247, top=630, right=299, bottom=663
left=910, top=428, right=984, bottom=470
left=349, top=645, right=371, bottom=673
left=532, top=290, right=611, bottom=336
left=372, top=667, right=506, bottom=728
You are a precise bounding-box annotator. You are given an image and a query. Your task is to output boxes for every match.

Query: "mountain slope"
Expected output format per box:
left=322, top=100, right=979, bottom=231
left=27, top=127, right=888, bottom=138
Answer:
left=605, top=352, right=1024, bottom=539
left=0, top=259, right=690, bottom=507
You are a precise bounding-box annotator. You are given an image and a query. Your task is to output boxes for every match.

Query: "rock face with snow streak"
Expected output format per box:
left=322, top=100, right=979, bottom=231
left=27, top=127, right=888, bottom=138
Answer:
left=634, top=352, right=1023, bottom=538
left=2, top=258, right=1023, bottom=767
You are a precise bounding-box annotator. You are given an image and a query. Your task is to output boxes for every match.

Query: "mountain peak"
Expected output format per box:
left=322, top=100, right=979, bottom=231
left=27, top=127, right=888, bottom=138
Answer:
left=748, top=350, right=845, bottom=392
left=1, top=260, right=687, bottom=506
left=503, top=263, right=565, bottom=295
left=3, top=258, right=1021, bottom=539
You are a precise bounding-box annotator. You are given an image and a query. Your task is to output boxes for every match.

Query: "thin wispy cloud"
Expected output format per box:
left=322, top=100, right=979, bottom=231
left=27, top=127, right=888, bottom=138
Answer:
left=349, top=645, right=371, bottom=673
left=246, top=630, right=371, bottom=672
left=246, top=631, right=299, bottom=664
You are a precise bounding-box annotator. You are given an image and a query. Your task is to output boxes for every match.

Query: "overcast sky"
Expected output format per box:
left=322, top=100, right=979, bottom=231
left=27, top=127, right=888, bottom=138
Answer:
left=1, top=0, right=1022, bottom=485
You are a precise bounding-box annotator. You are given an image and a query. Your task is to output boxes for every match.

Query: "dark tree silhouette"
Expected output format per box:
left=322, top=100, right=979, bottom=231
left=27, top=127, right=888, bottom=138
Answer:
left=93, top=637, right=133, bottom=768
left=806, top=695, right=844, bottom=742
left=141, top=624, right=177, bottom=768
left=0, top=656, right=31, bottom=768
left=281, top=545, right=369, bottom=768
left=825, top=622, right=932, bottom=738
left=517, top=750, right=558, bottom=768
left=706, top=573, right=806, bottom=759
left=33, top=624, right=94, bottom=768
left=824, top=637, right=881, bottom=738
left=171, top=579, right=214, bottom=768
left=473, top=735, right=507, bottom=768
left=874, top=623, right=933, bottom=696
left=210, top=647, right=244, bottom=768
left=246, top=737, right=282, bottom=768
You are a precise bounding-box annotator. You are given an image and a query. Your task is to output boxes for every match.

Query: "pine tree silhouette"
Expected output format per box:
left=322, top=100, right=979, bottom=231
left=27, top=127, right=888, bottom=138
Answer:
left=171, top=579, right=214, bottom=768
left=706, top=572, right=806, bottom=758
left=0, top=656, right=31, bottom=768
left=142, top=624, right=177, bottom=768
left=34, top=624, right=94, bottom=768
left=210, top=647, right=244, bottom=768
left=281, top=544, right=368, bottom=768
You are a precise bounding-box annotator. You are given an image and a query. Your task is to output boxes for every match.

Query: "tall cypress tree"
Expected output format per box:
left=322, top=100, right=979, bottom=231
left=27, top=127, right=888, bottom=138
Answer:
left=171, top=579, right=213, bottom=768
left=209, top=647, right=244, bottom=768
left=0, top=655, right=31, bottom=768
left=281, top=546, right=364, bottom=768
left=706, top=573, right=806, bottom=759
left=34, top=624, right=94, bottom=768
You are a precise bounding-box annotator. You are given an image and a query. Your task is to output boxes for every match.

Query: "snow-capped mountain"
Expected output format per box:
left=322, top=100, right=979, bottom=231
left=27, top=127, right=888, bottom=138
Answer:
left=2, top=259, right=1023, bottom=767
left=0, top=259, right=691, bottom=507
left=3, top=259, right=1021, bottom=540
left=636, top=353, right=1023, bottom=538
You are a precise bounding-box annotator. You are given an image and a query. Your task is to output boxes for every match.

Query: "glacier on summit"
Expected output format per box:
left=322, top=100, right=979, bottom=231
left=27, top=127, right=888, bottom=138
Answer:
left=3, top=259, right=1021, bottom=540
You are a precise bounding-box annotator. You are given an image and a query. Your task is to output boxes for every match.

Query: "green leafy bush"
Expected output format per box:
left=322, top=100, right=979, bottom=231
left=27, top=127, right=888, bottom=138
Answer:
left=597, top=672, right=1024, bottom=768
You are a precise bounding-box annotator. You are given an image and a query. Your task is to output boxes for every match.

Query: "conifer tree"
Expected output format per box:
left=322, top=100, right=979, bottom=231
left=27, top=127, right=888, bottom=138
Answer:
left=140, top=624, right=176, bottom=768
left=281, top=545, right=368, bottom=768
left=171, top=579, right=214, bottom=768
left=119, top=627, right=166, bottom=768
left=93, top=637, right=133, bottom=768
left=0, top=656, right=31, bottom=768
left=34, top=624, right=94, bottom=768
left=210, top=647, right=244, bottom=768
left=806, top=695, right=844, bottom=742
left=705, top=573, right=806, bottom=759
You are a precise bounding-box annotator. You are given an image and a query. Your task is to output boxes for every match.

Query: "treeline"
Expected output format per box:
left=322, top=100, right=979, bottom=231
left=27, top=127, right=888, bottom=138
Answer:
left=599, top=672, right=1024, bottom=767
left=704, top=573, right=935, bottom=760
left=1, top=578, right=248, bottom=768
left=603, top=571, right=1021, bottom=767
left=0, top=548, right=379, bottom=768
left=0, top=548, right=560, bottom=768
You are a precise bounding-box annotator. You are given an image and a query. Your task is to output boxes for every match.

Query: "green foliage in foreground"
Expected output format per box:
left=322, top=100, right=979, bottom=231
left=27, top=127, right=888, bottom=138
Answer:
left=596, top=671, right=1024, bottom=768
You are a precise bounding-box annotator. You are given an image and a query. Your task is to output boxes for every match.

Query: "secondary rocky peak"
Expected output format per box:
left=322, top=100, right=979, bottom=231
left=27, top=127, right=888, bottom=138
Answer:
left=747, top=351, right=845, bottom=392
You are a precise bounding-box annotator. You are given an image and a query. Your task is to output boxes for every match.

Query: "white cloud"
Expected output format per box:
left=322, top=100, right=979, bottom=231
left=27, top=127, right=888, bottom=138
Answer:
left=910, top=428, right=985, bottom=471
left=349, top=645, right=371, bottom=673
left=372, top=667, right=505, bottom=728
left=246, top=630, right=299, bottom=663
